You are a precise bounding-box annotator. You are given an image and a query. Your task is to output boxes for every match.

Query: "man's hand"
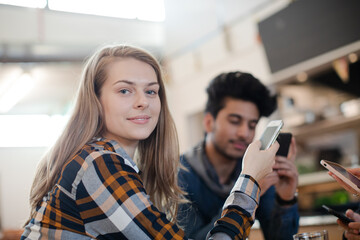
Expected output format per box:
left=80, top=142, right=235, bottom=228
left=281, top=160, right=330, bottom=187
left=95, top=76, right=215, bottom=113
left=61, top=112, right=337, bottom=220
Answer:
left=338, top=209, right=360, bottom=240
left=273, top=137, right=298, bottom=201
left=329, top=168, right=360, bottom=196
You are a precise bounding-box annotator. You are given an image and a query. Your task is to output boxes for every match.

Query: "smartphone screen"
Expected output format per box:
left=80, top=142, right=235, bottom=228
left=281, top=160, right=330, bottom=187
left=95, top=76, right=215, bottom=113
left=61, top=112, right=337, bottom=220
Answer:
left=259, top=120, right=283, bottom=150
left=276, top=133, right=292, bottom=157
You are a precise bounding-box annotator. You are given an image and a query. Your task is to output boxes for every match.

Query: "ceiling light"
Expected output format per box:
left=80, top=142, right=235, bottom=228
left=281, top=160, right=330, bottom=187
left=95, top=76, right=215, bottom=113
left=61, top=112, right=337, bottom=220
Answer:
left=296, top=72, right=308, bottom=82
left=332, top=57, right=349, bottom=83
left=0, top=0, right=46, bottom=8
left=48, top=0, right=165, bottom=22
left=348, top=53, right=358, bottom=63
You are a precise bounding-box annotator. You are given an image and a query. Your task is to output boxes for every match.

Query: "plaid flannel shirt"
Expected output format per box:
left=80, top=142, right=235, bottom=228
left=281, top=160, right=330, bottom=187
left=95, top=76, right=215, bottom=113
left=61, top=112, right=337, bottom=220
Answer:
left=21, top=138, right=260, bottom=240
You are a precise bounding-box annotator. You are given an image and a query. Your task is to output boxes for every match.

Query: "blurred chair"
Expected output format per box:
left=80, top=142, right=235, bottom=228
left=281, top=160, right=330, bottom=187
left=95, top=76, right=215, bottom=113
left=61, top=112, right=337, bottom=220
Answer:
left=0, top=229, right=23, bottom=240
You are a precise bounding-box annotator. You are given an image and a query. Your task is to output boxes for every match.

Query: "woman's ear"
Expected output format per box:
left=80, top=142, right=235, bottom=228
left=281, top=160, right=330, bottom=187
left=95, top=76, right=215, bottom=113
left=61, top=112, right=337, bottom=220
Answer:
left=203, top=112, right=215, bottom=133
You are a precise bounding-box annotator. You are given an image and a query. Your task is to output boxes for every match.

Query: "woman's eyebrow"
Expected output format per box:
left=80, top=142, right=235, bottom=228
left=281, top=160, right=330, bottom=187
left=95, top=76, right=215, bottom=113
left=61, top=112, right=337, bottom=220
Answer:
left=113, top=80, right=133, bottom=86
left=148, top=82, right=160, bottom=87
left=113, top=80, right=159, bottom=86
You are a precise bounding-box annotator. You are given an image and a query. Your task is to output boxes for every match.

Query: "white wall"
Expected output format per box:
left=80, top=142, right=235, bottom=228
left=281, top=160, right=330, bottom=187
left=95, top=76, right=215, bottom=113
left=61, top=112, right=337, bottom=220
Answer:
left=0, top=147, right=46, bottom=229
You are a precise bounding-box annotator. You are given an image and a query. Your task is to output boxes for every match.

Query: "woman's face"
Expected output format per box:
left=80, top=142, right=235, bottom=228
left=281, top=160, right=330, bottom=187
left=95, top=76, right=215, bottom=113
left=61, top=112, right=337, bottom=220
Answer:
left=99, top=57, right=161, bottom=149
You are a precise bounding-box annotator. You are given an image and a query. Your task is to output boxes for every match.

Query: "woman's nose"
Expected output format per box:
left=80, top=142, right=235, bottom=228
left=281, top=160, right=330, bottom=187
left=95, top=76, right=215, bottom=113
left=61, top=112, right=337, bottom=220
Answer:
left=134, top=93, right=149, bottom=109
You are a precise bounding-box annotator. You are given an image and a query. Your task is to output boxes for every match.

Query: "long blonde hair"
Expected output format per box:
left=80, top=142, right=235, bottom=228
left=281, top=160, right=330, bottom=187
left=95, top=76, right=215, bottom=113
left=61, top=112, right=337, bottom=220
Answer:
left=27, top=44, right=185, bottom=223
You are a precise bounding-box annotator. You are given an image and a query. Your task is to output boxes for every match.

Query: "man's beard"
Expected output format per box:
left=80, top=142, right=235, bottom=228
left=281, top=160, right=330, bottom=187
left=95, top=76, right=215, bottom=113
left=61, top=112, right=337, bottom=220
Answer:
left=213, top=140, right=243, bottom=162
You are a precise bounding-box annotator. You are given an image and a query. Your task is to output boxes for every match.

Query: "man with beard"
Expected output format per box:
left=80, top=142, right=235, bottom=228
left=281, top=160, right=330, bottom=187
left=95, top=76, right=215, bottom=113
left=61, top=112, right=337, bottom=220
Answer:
left=178, top=71, right=299, bottom=240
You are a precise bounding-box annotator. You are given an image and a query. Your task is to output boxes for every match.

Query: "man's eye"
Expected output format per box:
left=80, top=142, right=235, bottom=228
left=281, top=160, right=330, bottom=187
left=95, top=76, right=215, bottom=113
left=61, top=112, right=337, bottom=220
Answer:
left=249, top=124, right=257, bottom=130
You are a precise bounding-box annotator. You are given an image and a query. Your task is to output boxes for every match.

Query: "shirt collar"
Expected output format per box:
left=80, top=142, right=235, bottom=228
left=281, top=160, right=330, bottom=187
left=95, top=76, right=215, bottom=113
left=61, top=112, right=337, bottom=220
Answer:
left=91, top=137, right=139, bottom=173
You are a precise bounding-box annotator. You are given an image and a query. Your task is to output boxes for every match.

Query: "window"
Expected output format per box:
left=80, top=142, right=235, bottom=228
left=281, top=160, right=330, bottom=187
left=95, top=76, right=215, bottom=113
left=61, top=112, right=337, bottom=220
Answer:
left=0, top=115, right=69, bottom=147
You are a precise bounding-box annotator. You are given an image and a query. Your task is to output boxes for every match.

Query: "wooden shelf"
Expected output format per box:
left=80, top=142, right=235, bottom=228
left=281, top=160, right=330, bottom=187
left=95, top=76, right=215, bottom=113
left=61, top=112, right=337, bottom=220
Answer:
left=283, top=114, right=360, bottom=140
left=298, top=171, right=334, bottom=187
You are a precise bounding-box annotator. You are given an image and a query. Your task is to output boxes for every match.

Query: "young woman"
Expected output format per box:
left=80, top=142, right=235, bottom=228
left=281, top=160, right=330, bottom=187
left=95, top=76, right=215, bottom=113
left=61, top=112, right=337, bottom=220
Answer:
left=21, top=44, right=279, bottom=239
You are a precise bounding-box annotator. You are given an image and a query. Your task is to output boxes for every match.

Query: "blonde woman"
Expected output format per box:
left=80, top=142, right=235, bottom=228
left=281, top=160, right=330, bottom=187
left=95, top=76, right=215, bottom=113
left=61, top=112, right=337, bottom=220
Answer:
left=21, top=44, right=279, bottom=240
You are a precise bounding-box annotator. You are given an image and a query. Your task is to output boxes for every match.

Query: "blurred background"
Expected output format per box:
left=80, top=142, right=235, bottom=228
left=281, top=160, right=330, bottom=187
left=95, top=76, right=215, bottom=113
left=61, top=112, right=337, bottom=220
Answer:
left=0, top=0, right=359, bottom=239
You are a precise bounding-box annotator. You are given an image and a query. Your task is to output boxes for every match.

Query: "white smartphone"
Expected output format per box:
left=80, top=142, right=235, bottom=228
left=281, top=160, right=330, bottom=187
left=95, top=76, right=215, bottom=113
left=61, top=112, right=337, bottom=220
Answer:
left=320, top=159, right=360, bottom=194
left=259, top=120, right=284, bottom=150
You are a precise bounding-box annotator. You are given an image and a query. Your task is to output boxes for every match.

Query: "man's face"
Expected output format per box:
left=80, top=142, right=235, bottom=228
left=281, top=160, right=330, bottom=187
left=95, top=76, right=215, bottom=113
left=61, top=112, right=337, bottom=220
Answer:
left=205, top=98, right=260, bottom=160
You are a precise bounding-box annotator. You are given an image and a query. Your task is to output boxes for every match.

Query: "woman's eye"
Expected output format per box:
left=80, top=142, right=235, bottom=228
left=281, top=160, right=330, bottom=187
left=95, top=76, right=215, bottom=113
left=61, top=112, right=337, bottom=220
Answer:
left=146, top=90, right=158, bottom=95
left=119, top=89, right=130, bottom=94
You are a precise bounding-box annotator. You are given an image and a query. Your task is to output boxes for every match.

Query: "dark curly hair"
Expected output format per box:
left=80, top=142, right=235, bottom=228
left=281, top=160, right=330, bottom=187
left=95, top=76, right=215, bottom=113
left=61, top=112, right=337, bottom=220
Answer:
left=205, top=71, right=277, bottom=118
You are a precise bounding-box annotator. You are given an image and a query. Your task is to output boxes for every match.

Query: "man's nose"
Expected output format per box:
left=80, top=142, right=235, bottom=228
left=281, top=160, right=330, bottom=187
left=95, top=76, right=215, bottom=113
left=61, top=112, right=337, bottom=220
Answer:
left=236, top=124, right=250, bottom=138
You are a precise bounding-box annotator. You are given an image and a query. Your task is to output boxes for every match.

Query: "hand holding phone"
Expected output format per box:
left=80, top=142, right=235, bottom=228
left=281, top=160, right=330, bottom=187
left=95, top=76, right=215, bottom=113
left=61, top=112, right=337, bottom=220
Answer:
left=320, top=160, right=360, bottom=194
left=322, top=205, right=354, bottom=224
left=259, top=120, right=283, bottom=150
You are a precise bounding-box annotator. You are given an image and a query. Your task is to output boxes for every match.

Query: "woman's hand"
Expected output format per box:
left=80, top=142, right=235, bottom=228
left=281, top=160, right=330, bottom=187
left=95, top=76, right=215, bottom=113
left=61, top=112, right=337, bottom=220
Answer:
left=241, top=140, right=279, bottom=182
left=258, top=172, right=279, bottom=196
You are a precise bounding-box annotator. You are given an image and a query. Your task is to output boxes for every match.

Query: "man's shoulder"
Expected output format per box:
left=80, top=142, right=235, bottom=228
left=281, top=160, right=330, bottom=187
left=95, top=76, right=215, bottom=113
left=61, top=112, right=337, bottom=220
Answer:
left=180, top=142, right=203, bottom=169
left=178, top=152, right=205, bottom=192
left=179, top=154, right=199, bottom=179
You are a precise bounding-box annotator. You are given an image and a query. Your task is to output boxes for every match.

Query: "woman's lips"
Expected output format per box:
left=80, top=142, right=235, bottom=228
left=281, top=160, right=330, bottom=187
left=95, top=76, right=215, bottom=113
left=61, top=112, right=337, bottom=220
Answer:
left=127, top=115, right=150, bottom=124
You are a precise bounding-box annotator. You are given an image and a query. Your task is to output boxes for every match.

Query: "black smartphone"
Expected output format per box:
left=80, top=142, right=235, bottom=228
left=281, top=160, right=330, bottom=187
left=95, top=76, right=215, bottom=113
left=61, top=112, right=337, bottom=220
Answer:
left=322, top=205, right=354, bottom=224
left=276, top=133, right=292, bottom=157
